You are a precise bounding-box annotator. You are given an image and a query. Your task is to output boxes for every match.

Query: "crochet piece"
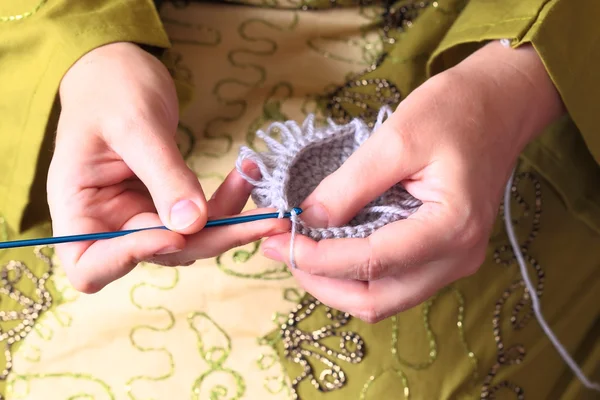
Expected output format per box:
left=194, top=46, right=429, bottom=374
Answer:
left=236, top=107, right=422, bottom=241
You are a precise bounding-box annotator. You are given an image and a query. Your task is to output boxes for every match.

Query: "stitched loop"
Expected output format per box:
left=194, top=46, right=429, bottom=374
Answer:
left=236, top=107, right=422, bottom=243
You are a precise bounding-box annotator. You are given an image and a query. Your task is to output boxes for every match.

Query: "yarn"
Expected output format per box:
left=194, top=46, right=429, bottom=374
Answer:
left=498, top=38, right=599, bottom=392
left=237, top=109, right=600, bottom=394
left=236, top=107, right=421, bottom=247
left=504, top=169, right=600, bottom=393
left=289, top=207, right=300, bottom=269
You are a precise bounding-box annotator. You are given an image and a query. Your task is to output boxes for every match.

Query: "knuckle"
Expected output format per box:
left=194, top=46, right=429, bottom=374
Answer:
left=448, top=207, right=486, bottom=250
left=355, top=302, right=383, bottom=324
left=353, top=262, right=369, bottom=281
left=385, top=123, right=413, bottom=168
left=462, top=248, right=487, bottom=277
left=56, top=252, right=101, bottom=294
left=102, top=104, right=158, bottom=147
left=458, top=223, right=483, bottom=249
left=68, top=273, right=101, bottom=294
left=101, top=98, right=174, bottom=144
left=104, top=110, right=147, bottom=138
left=356, top=295, right=423, bottom=324
left=425, top=69, right=466, bottom=100
left=356, top=244, right=385, bottom=281
left=357, top=310, right=381, bottom=324
left=387, top=122, right=409, bottom=148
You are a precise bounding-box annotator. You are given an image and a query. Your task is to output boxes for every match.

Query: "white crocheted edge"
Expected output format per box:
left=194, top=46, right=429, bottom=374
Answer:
left=236, top=107, right=421, bottom=240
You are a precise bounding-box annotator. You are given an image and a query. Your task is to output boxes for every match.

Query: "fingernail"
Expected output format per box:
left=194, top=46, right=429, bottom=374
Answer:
left=263, top=248, right=283, bottom=262
left=241, top=164, right=261, bottom=192
left=170, top=199, right=202, bottom=230
left=246, top=164, right=261, bottom=180
left=242, top=161, right=261, bottom=181
left=154, top=246, right=182, bottom=256
left=302, top=204, right=329, bottom=228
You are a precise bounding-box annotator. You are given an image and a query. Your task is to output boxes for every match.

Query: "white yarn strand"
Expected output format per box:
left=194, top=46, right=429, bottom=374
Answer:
left=504, top=168, right=600, bottom=393
left=289, top=208, right=299, bottom=269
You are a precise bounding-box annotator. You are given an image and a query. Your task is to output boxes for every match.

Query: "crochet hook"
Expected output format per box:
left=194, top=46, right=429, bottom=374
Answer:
left=0, top=208, right=302, bottom=250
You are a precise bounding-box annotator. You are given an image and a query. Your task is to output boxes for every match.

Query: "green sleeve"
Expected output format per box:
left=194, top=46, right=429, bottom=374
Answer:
left=519, top=0, right=600, bottom=166
left=0, top=0, right=170, bottom=231
left=426, top=0, right=600, bottom=233
left=427, top=0, right=600, bottom=165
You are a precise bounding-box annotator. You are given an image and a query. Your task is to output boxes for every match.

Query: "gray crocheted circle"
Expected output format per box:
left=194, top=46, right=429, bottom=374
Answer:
left=236, top=107, right=421, bottom=241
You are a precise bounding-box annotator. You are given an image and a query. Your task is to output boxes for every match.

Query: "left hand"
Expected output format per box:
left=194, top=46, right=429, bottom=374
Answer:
left=259, top=41, right=564, bottom=323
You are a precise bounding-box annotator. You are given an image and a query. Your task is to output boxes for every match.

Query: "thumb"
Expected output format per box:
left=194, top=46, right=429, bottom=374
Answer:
left=110, top=119, right=208, bottom=234
left=301, top=112, right=418, bottom=228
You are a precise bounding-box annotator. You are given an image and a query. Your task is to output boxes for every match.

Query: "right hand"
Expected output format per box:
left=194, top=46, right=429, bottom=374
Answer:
left=48, top=42, right=288, bottom=293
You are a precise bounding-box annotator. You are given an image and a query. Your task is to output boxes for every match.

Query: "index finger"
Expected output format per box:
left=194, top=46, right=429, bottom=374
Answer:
left=149, top=207, right=291, bottom=266
left=53, top=211, right=186, bottom=294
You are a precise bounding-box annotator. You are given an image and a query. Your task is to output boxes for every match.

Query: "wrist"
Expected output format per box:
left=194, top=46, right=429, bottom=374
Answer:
left=456, top=41, right=565, bottom=148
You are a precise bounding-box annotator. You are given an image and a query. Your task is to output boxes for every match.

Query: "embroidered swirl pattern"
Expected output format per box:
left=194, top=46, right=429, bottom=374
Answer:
left=1, top=1, right=592, bottom=399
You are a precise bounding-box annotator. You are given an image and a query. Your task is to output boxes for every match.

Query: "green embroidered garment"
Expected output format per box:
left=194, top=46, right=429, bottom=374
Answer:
left=0, top=0, right=598, bottom=399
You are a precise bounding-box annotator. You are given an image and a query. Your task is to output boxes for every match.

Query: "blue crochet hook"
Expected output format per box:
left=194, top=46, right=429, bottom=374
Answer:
left=0, top=208, right=302, bottom=250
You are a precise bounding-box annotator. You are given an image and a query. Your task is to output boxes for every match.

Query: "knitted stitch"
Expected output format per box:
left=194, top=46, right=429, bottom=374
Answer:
left=236, top=107, right=422, bottom=241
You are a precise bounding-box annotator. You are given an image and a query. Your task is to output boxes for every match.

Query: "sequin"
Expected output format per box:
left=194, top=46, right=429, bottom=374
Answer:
left=0, top=1, right=47, bottom=23
left=482, top=171, right=545, bottom=399
left=0, top=246, right=54, bottom=400
left=322, top=0, right=431, bottom=126
left=280, top=296, right=364, bottom=399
